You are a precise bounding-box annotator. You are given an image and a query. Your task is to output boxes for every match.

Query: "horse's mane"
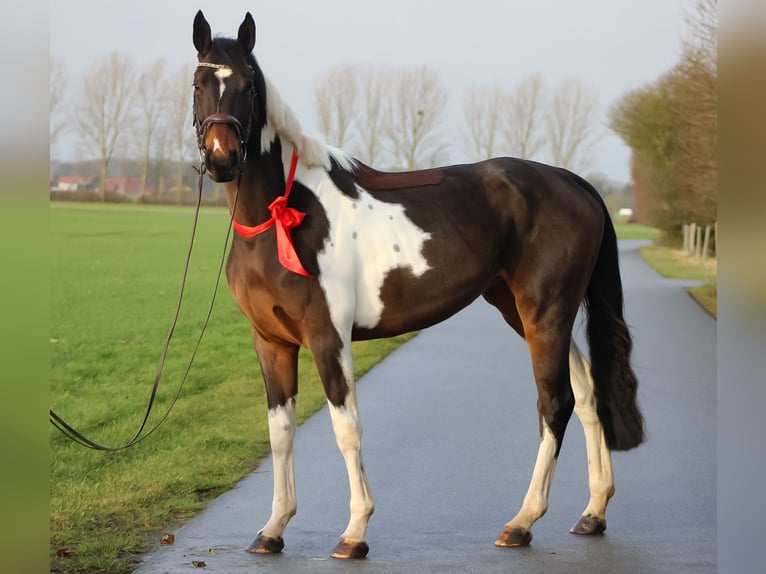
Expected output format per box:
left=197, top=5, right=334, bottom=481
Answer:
left=207, top=37, right=352, bottom=172
left=262, top=77, right=355, bottom=172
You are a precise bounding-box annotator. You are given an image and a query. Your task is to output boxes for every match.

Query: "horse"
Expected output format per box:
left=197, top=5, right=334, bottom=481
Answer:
left=190, top=10, right=644, bottom=560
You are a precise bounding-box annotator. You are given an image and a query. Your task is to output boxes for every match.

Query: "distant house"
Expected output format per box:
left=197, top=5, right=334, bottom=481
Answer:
left=51, top=175, right=95, bottom=192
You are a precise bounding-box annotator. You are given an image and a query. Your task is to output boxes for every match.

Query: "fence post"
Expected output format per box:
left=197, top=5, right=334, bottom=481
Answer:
left=689, top=222, right=697, bottom=255
left=702, top=225, right=712, bottom=262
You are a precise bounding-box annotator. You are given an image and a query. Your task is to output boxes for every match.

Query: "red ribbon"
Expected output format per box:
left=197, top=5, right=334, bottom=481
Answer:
left=232, top=149, right=312, bottom=277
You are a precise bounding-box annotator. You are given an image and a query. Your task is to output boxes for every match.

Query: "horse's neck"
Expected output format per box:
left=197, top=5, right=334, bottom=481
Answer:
left=224, top=152, right=284, bottom=225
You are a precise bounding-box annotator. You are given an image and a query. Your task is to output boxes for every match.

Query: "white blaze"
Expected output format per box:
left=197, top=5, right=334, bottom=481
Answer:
left=214, top=67, right=233, bottom=106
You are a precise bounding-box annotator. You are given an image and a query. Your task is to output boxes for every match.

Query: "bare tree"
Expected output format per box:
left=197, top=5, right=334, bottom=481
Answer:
left=383, top=66, right=449, bottom=170
left=461, top=82, right=505, bottom=161
left=165, top=64, right=196, bottom=202
left=50, top=58, right=68, bottom=159
left=69, top=51, right=136, bottom=198
left=546, top=78, right=602, bottom=173
left=354, top=66, right=389, bottom=166
left=131, top=58, right=168, bottom=197
left=315, top=64, right=357, bottom=149
left=503, top=74, right=546, bottom=160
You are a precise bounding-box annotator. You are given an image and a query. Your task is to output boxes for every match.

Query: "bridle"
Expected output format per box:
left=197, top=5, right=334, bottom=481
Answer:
left=192, top=61, right=259, bottom=169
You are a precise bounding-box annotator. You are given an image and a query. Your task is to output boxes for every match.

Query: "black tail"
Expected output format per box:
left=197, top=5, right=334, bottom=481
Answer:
left=583, top=201, right=645, bottom=451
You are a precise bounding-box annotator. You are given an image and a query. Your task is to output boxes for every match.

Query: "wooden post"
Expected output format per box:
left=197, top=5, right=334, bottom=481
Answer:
left=689, top=222, right=697, bottom=255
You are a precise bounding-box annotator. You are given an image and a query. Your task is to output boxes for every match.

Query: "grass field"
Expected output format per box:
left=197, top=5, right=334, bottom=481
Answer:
left=612, top=222, right=661, bottom=240
left=49, top=202, right=413, bottom=573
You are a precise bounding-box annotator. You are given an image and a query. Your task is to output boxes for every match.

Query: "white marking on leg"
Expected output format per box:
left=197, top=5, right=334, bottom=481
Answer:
left=506, top=420, right=558, bottom=532
left=329, top=398, right=374, bottom=543
left=259, top=398, right=298, bottom=539
left=570, top=340, right=615, bottom=520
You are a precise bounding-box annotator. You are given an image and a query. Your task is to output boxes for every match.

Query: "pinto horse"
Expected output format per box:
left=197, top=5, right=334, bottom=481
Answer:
left=191, top=11, right=644, bottom=559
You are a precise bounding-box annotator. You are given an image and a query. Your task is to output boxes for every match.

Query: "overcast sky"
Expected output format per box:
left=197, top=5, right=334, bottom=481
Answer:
left=50, top=0, right=691, bottom=183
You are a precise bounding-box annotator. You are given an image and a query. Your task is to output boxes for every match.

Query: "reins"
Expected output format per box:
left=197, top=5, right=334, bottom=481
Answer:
left=51, top=53, right=305, bottom=451
left=49, top=166, right=239, bottom=451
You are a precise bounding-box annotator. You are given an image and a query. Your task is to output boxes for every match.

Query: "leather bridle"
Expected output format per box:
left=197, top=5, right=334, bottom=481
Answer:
left=192, top=61, right=259, bottom=169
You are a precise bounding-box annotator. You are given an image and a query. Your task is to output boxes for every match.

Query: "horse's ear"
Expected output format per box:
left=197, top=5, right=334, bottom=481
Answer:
left=193, top=10, right=212, bottom=57
left=238, top=12, right=256, bottom=54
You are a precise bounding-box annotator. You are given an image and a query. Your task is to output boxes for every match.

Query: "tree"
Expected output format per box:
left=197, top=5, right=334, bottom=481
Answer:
left=461, top=82, right=505, bottom=161
left=69, top=52, right=136, bottom=199
left=354, top=66, right=389, bottom=167
left=609, top=0, right=717, bottom=236
left=502, top=74, right=546, bottom=160
left=610, top=81, right=676, bottom=227
left=383, top=66, right=449, bottom=170
left=50, top=59, right=68, bottom=159
left=165, top=64, right=196, bottom=203
left=546, top=78, right=602, bottom=173
left=131, top=58, right=168, bottom=197
left=315, top=64, right=357, bottom=149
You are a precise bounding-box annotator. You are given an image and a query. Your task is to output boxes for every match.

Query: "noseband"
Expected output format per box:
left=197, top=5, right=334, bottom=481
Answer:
left=193, top=61, right=257, bottom=167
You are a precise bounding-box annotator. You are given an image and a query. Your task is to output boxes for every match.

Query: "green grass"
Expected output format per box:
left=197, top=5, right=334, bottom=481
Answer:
left=49, top=202, right=413, bottom=573
left=613, top=222, right=661, bottom=240
left=639, top=243, right=717, bottom=317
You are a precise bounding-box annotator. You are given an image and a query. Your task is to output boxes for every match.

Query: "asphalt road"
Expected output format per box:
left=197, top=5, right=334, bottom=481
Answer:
left=135, top=240, right=716, bottom=573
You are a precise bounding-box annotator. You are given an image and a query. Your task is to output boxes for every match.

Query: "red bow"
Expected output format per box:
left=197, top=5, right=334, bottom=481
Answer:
left=231, top=150, right=312, bottom=277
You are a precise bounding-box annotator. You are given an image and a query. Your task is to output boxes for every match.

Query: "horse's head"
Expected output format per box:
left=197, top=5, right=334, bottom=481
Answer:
left=192, top=11, right=266, bottom=182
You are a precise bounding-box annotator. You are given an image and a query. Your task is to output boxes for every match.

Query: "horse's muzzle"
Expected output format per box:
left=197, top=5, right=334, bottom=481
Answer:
left=199, top=113, right=246, bottom=182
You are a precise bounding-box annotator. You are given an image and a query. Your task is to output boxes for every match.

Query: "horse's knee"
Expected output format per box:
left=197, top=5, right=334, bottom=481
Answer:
left=329, top=404, right=362, bottom=452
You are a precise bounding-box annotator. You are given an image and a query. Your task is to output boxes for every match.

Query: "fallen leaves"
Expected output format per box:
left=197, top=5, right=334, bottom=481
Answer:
left=159, top=533, right=175, bottom=545
left=192, top=560, right=206, bottom=568
left=56, top=548, right=76, bottom=558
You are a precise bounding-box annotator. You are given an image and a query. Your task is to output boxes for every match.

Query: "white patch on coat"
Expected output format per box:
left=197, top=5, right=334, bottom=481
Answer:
left=256, top=75, right=430, bottom=331
left=287, top=147, right=431, bottom=330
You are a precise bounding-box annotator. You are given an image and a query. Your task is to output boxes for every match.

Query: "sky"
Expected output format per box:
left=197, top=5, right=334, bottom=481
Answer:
left=50, top=0, right=691, bottom=183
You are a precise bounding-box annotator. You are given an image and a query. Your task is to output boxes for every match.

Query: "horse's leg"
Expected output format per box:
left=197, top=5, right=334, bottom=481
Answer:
left=310, top=332, right=374, bottom=559
left=495, top=315, right=576, bottom=548
left=568, top=338, right=615, bottom=535
left=247, top=334, right=299, bottom=554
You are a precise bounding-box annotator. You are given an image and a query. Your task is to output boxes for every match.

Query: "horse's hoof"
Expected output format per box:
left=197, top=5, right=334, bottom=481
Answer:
left=246, top=534, right=284, bottom=554
left=330, top=538, right=369, bottom=559
left=494, top=527, right=532, bottom=547
left=569, top=515, right=606, bottom=535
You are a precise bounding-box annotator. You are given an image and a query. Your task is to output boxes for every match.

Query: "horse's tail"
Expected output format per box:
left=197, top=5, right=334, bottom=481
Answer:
left=582, top=192, right=645, bottom=451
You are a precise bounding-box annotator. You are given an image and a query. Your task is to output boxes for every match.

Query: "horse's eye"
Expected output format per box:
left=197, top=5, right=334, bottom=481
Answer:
left=192, top=83, right=202, bottom=93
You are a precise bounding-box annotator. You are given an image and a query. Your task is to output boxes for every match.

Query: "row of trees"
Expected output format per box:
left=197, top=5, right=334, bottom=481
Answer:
left=50, top=54, right=197, bottom=200
left=314, top=65, right=603, bottom=174
left=52, top=53, right=607, bottom=201
left=608, top=0, right=717, bottom=237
